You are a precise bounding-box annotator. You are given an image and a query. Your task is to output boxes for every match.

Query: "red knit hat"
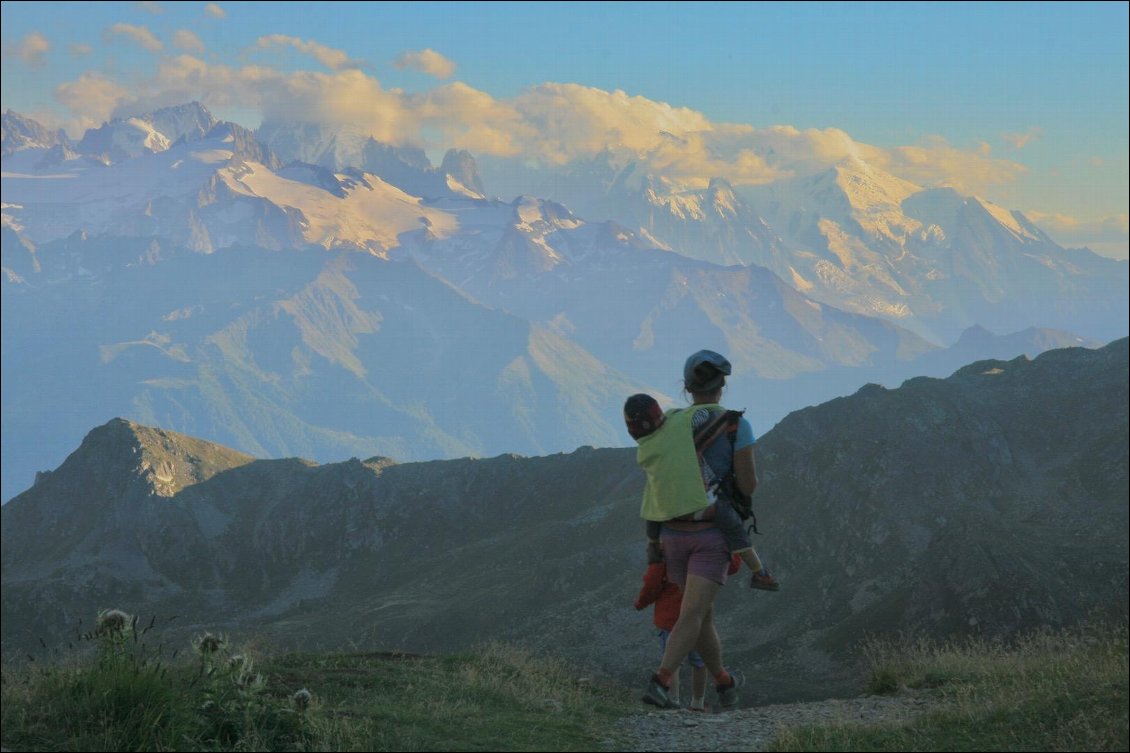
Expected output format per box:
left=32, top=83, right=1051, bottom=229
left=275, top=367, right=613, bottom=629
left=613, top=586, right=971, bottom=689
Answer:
left=623, top=393, right=665, bottom=439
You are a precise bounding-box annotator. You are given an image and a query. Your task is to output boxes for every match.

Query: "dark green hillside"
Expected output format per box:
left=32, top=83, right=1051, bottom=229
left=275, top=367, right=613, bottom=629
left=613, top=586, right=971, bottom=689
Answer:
left=4, top=340, right=1126, bottom=705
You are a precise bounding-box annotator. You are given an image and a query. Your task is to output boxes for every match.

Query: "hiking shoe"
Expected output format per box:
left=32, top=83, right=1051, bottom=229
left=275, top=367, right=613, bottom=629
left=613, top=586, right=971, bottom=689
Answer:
left=715, top=669, right=745, bottom=709
left=750, top=569, right=780, bottom=591
left=641, top=674, right=676, bottom=709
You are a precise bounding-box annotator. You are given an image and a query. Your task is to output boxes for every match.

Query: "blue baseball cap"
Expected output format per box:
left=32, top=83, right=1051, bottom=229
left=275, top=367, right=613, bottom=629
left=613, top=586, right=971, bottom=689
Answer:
left=683, top=349, right=731, bottom=392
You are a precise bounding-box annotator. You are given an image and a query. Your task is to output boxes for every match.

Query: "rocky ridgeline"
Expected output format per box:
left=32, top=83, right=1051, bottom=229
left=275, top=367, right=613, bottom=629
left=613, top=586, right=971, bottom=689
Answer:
left=3, top=340, right=1127, bottom=705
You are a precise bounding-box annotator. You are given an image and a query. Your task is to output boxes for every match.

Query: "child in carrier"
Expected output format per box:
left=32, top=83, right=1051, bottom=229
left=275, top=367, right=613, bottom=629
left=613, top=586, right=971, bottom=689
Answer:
left=624, top=392, right=779, bottom=591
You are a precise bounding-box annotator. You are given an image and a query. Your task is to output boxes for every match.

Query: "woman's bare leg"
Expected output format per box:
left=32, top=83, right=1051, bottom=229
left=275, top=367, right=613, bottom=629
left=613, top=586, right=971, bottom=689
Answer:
left=659, top=574, right=722, bottom=676
left=693, top=601, right=723, bottom=675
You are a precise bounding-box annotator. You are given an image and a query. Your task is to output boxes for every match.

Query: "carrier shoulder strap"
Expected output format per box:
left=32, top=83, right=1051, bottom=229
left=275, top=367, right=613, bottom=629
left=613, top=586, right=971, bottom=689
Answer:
left=692, top=408, right=742, bottom=456
left=692, top=408, right=760, bottom=535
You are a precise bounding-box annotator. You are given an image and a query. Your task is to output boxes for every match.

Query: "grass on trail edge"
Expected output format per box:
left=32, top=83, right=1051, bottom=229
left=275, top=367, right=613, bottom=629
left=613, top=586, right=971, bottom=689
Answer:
left=1, top=615, right=637, bottom=752
left=768, top=619, right=1129, bottom=752
left=9, top=613, right=1126, bottom=751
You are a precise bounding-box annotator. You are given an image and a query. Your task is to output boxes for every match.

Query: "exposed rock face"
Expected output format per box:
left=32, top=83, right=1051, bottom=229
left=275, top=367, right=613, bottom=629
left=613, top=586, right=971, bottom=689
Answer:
left=438, top=148, right=486, bottom=196
left=2, top=341, right=1126, bottom=704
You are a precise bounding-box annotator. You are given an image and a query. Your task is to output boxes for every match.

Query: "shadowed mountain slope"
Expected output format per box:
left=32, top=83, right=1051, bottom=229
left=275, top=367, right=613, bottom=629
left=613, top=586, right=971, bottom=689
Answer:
left=3, top=340, right=1126, bottom=703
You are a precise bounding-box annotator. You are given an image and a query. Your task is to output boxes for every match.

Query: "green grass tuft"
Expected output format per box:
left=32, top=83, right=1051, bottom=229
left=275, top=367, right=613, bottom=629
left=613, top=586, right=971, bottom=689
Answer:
left=266, top=641, right=635, bottom=751
left=769, top=620, right=1129, bottom=752
left=2, top=616, right=634, bottom=752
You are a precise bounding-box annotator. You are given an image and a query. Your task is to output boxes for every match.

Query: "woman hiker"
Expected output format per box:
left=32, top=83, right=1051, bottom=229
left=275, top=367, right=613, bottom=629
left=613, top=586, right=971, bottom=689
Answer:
left=629, top=349, right=762, bottom=710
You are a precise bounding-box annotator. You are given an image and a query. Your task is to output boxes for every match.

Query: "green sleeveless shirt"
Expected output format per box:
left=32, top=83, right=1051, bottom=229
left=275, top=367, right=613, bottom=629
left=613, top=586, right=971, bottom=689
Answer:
left=637, top=404, right=720, bottom=522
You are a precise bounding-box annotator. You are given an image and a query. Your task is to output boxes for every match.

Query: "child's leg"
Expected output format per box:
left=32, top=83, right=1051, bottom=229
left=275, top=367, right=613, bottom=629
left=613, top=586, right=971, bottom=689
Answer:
left=739, top=547, right=764, bottom=573
left=690, top=664, right=708, bottom=710
left=746, top=549, right=781, bottom=591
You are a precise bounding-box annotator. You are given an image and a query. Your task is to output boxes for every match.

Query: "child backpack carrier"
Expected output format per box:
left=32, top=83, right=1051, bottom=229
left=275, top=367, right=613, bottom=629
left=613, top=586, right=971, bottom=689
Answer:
left=692, top=408, right=760, bottom=535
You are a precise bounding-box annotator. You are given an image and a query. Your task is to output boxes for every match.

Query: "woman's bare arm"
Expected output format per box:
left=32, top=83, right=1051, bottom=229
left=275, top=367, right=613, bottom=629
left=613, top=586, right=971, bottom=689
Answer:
left=734, top=444, right=758, bottom=497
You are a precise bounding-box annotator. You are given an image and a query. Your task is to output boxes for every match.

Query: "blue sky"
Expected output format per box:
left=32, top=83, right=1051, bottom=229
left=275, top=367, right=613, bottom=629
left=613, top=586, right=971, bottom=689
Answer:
left=2, top=1, right=1127, bottom=257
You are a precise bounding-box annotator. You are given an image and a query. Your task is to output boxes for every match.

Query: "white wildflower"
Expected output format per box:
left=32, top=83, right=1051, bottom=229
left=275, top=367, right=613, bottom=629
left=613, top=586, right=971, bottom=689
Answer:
left=95, top=608, right=133, bottom=636
left=192, top=631, right=226, bottom=656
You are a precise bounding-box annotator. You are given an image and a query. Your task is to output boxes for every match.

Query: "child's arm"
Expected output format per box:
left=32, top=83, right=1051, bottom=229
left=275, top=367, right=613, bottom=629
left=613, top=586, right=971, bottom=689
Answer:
left=645, top=520, right=663, bottom=563
left=633, top=562, right=667, bottom=610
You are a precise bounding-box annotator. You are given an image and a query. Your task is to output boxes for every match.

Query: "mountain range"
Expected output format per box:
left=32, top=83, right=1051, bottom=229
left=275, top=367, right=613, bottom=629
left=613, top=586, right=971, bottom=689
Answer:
left=3, top=338, right=1126, bottom=703
left=478, top=145, right=1128, bottom=344
left=2, top=103, right=1125, bottom=502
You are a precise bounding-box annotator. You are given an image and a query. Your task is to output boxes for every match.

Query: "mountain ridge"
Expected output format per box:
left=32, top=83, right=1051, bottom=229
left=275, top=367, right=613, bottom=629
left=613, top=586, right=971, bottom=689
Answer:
left=4, top=338, right=1126, bottom=704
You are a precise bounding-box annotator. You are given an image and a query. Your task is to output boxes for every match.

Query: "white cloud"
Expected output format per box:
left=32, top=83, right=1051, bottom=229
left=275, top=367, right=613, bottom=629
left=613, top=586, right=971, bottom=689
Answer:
left=393, top=49, right=457, bottom=79
left=88, top=56, right=408, bottom=143
left=873, top=136, right=1027, bottom=196
left=173, top=29, right=204, bottom=53
left=255, top=35, right=365, bottom=71
left=1001, top=127, right=1043, bottom=149
left=102, top=23, right=163, bottom=53
left=409, top=82, right=519, bottom=154
left=45, top=54, right=1034, bottom=200
left=204, top=3, right=225, bottom=18
left=1088, top=213, right=1124, bottom=237
left=1027, top=211, right=1128, bottom=239
left=29, top=109, right=70, bottom=134
left=513, top=84, right=711, bottom=158
left=732, top=125, right=888, bottom=178
left=136, top=1, right=166, bottom=13
left=1027, top=210, right=1129, bottom=258
left=5, top=32, right=51, bottom=68
left=1084, top=242, right=1128, bottom=260
left=250, top=68, right=408, bottom=140
left=491, top=84, right=790, bottom=185
left=54, top=72, right=133, bottom=129
left=69, top=42, right=93, bottom=57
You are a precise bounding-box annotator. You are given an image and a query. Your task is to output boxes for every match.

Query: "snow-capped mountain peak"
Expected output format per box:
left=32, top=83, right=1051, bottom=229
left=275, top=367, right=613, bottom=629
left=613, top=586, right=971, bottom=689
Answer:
left=1, top=110, right=72, bottom=157
left=2, top=101, right=1124, bottom=348
left=205, top=121, right=282, bottom=170
left=828, top=156, right=921, bottom=211
left=75, top=102, right=219, bottom=163
left=438, top=149, right=486, bottom=199
left=144, top=102, right=219, bottom=146
left=901, top=188, right=1043, bottom=245
left=706, top=177, right=741, bottom=217
left=968, top=195, right=1042, bottom=242
left=2, top=101, right=1126, bottom=510
left=257, top=121, right=488, bottom=201
left=512, top=195, right=581, bottom=232
left=256, top=119, right=373, bottom=171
